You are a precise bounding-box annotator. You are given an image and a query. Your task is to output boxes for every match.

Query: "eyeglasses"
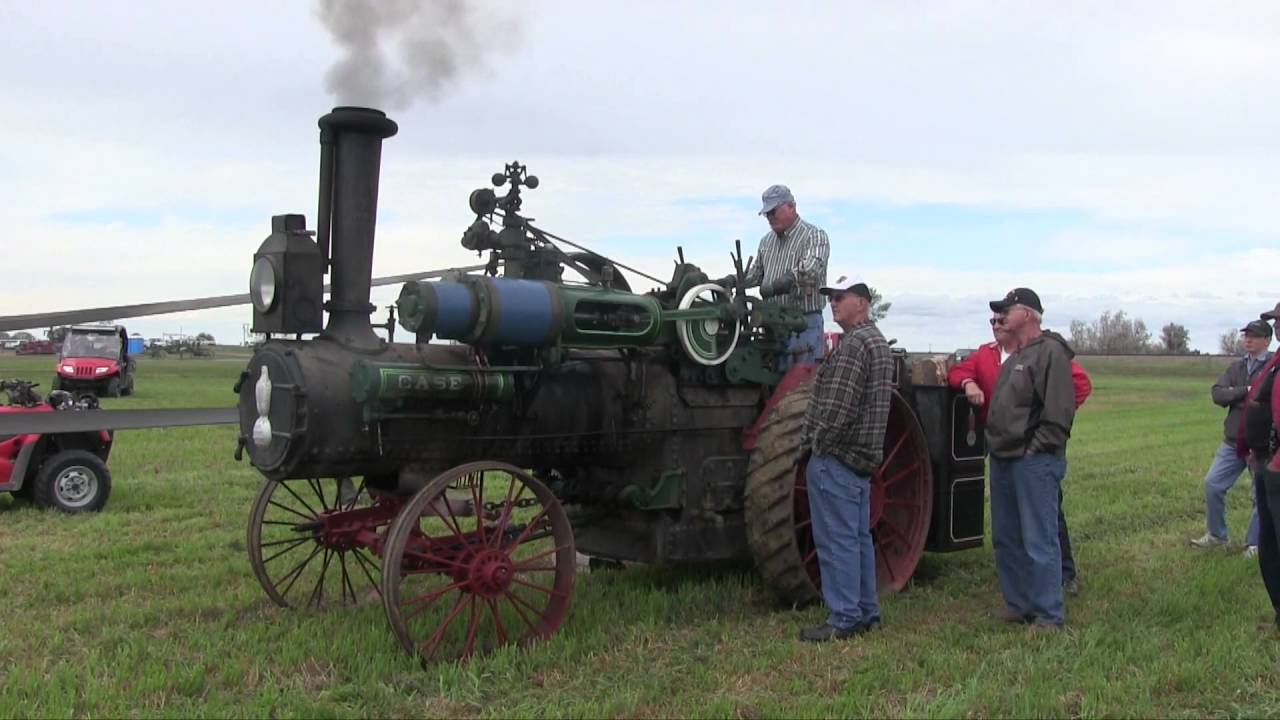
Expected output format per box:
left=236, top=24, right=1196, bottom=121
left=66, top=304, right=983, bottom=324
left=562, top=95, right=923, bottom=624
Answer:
left=988, top=317, right=1006, bottom=326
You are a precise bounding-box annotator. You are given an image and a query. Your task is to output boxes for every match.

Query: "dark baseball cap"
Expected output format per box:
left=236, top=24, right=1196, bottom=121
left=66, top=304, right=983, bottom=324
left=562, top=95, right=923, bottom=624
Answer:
left=989, top=287, right=1044, bottom=314
left=1242, top=319, right=1274, bottom=337
left=1262, top=302, right=1280, bottom=321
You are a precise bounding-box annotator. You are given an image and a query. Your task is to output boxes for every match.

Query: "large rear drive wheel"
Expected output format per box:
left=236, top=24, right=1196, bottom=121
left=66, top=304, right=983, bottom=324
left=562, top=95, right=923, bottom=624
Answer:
left=745, top=381, right=933, bottom=604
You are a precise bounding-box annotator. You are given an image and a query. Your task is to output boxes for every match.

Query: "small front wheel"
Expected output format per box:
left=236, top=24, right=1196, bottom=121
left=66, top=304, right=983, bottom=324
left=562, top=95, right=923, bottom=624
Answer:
left=33, top=450, right=111, bottom=513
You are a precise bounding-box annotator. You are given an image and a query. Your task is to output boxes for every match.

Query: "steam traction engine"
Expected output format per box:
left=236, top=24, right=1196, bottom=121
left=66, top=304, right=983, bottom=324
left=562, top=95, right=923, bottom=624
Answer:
left=236, top=107, right=987, bottom=664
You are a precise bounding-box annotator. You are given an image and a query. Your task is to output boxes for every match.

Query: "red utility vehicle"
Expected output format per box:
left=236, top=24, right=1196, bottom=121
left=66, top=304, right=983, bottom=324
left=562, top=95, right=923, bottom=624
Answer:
left=0, top=379, right=113, bottom=512
left=53, top=325, right=136, bottom=397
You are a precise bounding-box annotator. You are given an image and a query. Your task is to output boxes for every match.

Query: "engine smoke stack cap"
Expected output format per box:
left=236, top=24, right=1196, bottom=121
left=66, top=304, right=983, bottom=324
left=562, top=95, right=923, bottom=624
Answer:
left=318, top=106, right=398, bottom=140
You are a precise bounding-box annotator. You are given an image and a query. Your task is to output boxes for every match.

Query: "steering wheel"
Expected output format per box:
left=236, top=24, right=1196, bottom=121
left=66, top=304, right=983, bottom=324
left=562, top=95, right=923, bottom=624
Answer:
left=676, top=283, right=740, bottom=366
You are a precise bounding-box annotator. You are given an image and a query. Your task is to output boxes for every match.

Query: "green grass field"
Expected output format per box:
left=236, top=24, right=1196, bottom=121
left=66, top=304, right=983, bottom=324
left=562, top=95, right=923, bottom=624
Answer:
left=0, top=352, right=1276, bottom=718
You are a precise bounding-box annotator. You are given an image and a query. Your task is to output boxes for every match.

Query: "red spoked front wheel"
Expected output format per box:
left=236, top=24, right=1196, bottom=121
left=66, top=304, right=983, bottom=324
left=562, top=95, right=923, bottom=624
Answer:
left=380, top=461, right=576, bottom=664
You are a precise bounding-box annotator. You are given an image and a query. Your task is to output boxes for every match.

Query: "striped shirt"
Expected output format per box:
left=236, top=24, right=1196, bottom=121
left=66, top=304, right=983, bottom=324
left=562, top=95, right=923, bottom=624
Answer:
left=802, top=321, right=893, bottom=475
left=742, top=217, right=830, bottom=314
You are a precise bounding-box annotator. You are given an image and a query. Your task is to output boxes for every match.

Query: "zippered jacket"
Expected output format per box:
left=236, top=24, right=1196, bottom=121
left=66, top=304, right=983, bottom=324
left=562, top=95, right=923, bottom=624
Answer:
left=985, top=330, right=1077, bottom=459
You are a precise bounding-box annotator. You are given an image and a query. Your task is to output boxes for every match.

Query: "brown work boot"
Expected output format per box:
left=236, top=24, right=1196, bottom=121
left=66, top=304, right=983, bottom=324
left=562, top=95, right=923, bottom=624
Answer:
left=1257, top=618, right=1279, bottom=635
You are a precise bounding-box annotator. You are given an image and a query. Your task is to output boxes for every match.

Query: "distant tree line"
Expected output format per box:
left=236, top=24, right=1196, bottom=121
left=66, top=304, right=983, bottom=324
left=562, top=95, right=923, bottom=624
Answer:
left=1067, top=310, right=1200, bottom=355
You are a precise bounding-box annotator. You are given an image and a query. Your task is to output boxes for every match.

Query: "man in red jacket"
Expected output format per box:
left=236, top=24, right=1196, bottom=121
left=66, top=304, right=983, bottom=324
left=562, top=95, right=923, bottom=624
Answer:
left=1240, top=303, right=1280, bottom=633
left=948, top=308, right=1093, bottom=594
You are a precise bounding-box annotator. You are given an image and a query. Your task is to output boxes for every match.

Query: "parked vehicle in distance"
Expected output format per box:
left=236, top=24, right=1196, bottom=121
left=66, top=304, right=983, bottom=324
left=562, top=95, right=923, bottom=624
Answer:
left=52, top=325, right=136, bottom=397
left=15, top=340, right=57, bottom=355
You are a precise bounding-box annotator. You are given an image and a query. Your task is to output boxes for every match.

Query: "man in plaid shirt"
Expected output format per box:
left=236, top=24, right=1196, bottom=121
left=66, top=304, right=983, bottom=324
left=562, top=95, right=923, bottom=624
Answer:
left=798, top=273, right=894, bottom=642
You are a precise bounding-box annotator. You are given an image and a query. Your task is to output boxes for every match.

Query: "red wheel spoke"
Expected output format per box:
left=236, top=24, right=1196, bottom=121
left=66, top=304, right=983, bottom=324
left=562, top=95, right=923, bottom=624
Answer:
left=885, top=498, right=922, bottom=509
left=275, top=543, right=324, bottom=599
left=470, top=478, right=486, bottom=546
left=794, top=519, right=812, bottom=531
left=308, top=548, right=335, bottom=607
left=401, top=579, right=470, bottom=622
left=268, top=499, right=315, bottom=523
left=512, top=543, right=570, bottom=571
left=881, top=433, right=908, bottom=473
left=420, top=591, right=470, bottom=661
left=278, top=482, right=321, bottom=519
left=489, top=478, right=528, bottom=549
left=511, top=576, right=568, bottom=599
left=259, top=536, right=317, bottom=549
left=508, top=507, right=551, bottom=549
left=307, top=478, right=331, bottom=512
left=883, top=462, right=921, bottom=490
left=503, top=589, right=546, bottom=630
left=501, top=590, right=539, bottom=633
left=428, top=500, right=476, bottom=556
left=338, top=552, right=356, bottom=604
left=877, top=517, right=912, bottom=549
left=462, top=596, right=482, bottom=660
left=803, top=548, right=818, bottom=566
left=403, top=546, right=469, bottom=571
left=486, top=597, right=509, bottom=645
left=349, top=547, right=381, bottom=592
left=881, top=551, right=899, bottom=584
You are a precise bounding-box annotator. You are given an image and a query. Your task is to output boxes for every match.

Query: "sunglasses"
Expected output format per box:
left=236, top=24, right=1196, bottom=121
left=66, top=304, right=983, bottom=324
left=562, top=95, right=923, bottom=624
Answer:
left=988, top=317, right=1006, bottom=326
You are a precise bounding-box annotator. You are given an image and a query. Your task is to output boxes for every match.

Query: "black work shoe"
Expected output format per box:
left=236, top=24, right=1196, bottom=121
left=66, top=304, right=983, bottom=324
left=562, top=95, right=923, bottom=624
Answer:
left=1063, top=577, right=1080, bottom=596
left=855, top=617, right=882, bottom=635
left=1028, top=618, right=1065, bottom=634
left=992, top=607, right=1033, bottom=624
left=799, top=624, right=859, bottom=643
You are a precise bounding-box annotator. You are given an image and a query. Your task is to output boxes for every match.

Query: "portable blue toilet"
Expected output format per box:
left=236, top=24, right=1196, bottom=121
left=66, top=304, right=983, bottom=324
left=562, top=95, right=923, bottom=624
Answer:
left=127, top=337, right=145, bottom=356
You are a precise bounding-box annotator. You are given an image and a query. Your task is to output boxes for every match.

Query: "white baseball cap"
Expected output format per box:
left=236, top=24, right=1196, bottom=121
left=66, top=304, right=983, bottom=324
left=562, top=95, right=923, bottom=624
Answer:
left=819, top=273, right=871, bottom=299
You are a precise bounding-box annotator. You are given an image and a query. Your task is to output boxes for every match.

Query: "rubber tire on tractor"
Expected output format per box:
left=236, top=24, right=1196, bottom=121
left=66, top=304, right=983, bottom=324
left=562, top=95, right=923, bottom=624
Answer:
left=744, top=377, right=934, bottom=605
left=745, top=381, right=821, bottom=605
left=121, top=376, right=134, bottom=397
left=106, top=378, right=121, bottom=398
left=32, top=449, right=111, bottom=513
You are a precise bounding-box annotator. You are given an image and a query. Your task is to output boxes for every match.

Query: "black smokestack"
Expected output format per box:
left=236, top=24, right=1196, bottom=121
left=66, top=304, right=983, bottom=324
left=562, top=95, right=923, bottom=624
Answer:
left=317, top=107, right=398, bottom=351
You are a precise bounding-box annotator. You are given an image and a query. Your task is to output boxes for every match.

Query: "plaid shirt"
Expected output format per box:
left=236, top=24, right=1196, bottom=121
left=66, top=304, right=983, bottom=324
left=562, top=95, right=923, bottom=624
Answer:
left=803, top=321, right=893, bottom=475
left=742, top=217, right=830, bottom=314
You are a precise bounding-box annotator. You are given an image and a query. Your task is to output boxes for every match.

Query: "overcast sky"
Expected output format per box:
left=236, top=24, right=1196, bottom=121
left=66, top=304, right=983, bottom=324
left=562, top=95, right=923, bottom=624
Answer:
left=1, top=1, right=1277, bottom=353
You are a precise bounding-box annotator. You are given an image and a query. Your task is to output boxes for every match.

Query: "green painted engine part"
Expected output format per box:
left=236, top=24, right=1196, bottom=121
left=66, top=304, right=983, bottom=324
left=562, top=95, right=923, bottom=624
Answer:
left=350, top=361, right=516, bottom=405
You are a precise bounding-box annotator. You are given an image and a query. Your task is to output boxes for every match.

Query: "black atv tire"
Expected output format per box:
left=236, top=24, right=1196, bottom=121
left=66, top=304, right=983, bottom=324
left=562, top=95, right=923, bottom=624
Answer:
left=105, top=378, right=121, bottom=397
left=33, top=450, right=111, bottom=513
left=744, top=379, right=820, bottom=605
left=50, top=376, right=62, bottom=392
left=121, top=377, right=134, bottom=397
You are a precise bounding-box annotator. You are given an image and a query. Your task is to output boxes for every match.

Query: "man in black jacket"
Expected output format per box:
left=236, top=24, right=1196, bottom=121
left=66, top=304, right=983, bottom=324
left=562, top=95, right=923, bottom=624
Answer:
left=1190, top=320, right=1272, bottom=554
left=985, top=288, right=1077, bottom=631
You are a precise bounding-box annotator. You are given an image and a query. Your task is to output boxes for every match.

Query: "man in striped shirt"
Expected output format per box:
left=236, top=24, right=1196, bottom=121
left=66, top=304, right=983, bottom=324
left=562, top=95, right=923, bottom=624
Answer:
left=738, top=184, right=830, bottom=370
left=798, top=273, right=894, bottom=642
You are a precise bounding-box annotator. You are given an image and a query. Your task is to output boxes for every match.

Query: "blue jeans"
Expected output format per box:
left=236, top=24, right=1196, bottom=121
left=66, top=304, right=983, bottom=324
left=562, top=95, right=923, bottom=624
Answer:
left=807, top=454, right=879, bottom=630
left=990, top=454, right=1066, bottom=624
left=1205, top=441, right=1261, bottom=545
left=782, top=311, right=825, bottom=371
